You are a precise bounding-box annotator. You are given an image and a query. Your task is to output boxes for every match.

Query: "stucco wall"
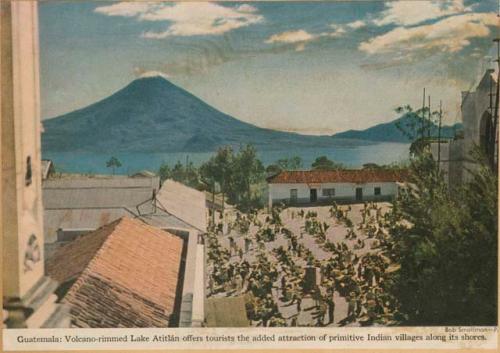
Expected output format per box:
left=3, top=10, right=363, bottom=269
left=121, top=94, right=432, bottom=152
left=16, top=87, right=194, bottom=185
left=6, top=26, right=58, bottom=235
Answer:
left=460, top=69, right=497, bottom=183
left=462, top=70, right=496, bottom=161
left=269, top=181, right=398, bottom=205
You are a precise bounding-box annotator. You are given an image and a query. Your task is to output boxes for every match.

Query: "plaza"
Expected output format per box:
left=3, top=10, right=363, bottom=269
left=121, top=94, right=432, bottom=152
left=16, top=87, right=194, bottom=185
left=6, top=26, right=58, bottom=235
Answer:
left=206, top=202, right=400, bottom=327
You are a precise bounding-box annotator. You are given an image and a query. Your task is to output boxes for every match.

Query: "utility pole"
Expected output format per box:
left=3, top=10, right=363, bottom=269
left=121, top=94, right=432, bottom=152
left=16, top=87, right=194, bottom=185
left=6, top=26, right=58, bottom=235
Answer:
left=212, top=182, right=216, bottom=226
left=428, top=95, right=431, bottom=139
left=437, top=100, right=442, bottom=173
left=492, top=38, right=500, bottom=172
left=421, top=88, right=426, bottom=139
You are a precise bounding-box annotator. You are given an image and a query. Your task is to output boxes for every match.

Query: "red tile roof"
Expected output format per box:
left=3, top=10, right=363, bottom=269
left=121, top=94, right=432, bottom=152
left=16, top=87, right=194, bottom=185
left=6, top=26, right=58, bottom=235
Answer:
left=46, top=217, right=184, bottom=327
left=267, top=169, right=408, bottom=184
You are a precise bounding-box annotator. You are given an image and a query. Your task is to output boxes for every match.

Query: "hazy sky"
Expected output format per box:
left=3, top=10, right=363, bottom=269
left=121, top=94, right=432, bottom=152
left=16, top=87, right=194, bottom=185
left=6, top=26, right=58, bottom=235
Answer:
left=39, top=0, right=499, bottom=135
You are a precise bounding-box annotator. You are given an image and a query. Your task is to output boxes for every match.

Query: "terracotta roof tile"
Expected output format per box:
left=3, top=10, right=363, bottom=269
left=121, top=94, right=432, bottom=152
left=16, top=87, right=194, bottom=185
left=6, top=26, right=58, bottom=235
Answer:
left=267, top=169, right=409, bottom=184
left=46, top=217, right=184, bottom=327
left=45, top=219, right=119, bottom=284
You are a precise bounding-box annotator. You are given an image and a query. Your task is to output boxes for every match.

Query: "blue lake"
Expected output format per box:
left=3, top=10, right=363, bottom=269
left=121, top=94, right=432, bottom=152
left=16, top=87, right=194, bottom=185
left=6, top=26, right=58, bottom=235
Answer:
left=42, top=142, right=410, bottom=175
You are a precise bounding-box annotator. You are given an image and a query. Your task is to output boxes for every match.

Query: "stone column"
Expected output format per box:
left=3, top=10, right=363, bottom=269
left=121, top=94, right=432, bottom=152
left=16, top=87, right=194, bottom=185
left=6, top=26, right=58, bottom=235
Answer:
left=1, top=0, right=68, bottom=328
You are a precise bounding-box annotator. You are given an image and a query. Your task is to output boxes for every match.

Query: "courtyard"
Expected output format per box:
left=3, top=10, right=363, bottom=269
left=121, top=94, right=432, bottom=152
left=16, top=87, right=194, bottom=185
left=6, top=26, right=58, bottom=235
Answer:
left=205, top=201, right=401, bottom=327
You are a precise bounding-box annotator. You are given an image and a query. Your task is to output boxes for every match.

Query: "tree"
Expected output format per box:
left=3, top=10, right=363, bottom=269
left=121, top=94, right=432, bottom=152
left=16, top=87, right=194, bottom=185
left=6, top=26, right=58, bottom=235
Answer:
left=383, top=149, right=497, bottom=325
left=362, top=163, right=380, bottom=170
left=106, top=156, right=122, bottom=175
left=266, top=156, right=302, bottom=176
left=373, top=103, right=498, bottom=325
left=200, top=146, right=234, bottom=208
left=266, top=164, right=282, bottom=176
left=394, top=106, right=439, bottom=157
left=277, top=156, right=302, bottom=170
left=311, top=156, right=343, bottom=170
left=158, top=160, right=202, bottom=189
left=158, top=163, right=172, bottom=182
left=232, top=144, right=265, bottom=211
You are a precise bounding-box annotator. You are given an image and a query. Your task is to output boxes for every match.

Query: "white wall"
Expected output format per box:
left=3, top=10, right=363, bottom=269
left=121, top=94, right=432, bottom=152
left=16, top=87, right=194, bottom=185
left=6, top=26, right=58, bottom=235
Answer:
left=269, top=181, right=398, bottom=205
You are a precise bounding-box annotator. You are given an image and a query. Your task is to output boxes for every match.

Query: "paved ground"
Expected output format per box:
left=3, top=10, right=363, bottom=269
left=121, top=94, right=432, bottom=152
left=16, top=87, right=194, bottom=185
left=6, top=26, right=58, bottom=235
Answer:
left=206, top=202, right=391, bottom=327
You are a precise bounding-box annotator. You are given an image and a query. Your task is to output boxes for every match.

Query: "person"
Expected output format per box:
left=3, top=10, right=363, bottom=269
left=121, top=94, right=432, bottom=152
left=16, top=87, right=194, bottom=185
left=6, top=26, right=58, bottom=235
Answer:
left=208, top=276, right=214, bottom=295
left=297, top=244, right=303, bottom=258
left=269, top=316, right=286, bottom=327
left=347, top=292, right=357, bottom=321
left=296, top=295, right=302, bottom=312
left=281, top=275, right=287, bottom=297
left=228, top=264, right=234, bottom=280
left=244, top=236, right=252, bottom=252
left=326, top=294, right=335, bottom=324
left=316, top=301, right=327, bottom=326
left=291, top=236, right=298, bottom=252
left=312, top=287, right=322, bottom=308
left=238, top=248, right=244, bottom=260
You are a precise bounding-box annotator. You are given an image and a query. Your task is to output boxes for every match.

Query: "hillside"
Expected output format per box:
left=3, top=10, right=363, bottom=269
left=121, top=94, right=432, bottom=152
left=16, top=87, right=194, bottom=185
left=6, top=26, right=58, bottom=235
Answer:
left=42, top=76, right=363, bottom=153
left=332, top=114, right=463, bottom=142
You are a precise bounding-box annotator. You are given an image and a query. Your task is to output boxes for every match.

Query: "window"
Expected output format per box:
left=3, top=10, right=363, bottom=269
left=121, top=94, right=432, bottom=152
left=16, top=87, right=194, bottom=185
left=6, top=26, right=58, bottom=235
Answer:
left=290, top=189, right=298, bottom=201
left=374, top=187, right=381, bottom=196
left=322, top=188, right=335, bottom=197
left=25, top=156, right=32, bottom=186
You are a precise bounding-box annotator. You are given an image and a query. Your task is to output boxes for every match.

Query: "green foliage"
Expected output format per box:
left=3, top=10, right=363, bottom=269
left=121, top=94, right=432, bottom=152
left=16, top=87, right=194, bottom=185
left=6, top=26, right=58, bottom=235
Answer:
left=200, top=146, right=234, bottom=195
left=311, top=156, right=343, bottom=170
left=394, top=106, right=441, bottom=157
left=278, top=156, right=302, bottom=170
left=384, top=150, right=497, bottom=325
left=158, top=159, right=202, bottom=189
left=266, top=156, right=302, bottom=175
left=106, top=156, right=122, bottom=175
left=198, top=144, right=265, bottom=211
left=231, top=145, right=265, bottom=211
left=363, top=161, right=409, bottom=171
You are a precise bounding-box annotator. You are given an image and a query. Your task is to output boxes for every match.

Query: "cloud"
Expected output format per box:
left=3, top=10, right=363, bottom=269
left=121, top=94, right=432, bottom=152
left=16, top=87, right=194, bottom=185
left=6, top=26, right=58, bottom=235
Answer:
left=359, top=12, right=498, bottom=56
left=134, top=68, right=170, bottom=79
left=347, top=20, right=366, bottom=29
left=329, top=25, right=347, bottom=37
left=265, top=22, right=357, bottom=51
left=265, top=29, right=319, bottom=51
left=265, top=30, right=316, bottom=44
left=94, top=2, right=157, bottom=17
left=95, top=2, right=263, bottom=38
left=235, top=4, right=258, bottom=13
left=373, top=0, right=471, bottom=27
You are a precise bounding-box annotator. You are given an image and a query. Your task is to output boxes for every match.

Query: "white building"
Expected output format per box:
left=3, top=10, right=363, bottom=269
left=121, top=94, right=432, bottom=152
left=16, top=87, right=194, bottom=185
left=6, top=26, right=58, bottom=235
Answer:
left=431, top=68, right=499, bottom=186
left=267, top=170, right=408, bottom=207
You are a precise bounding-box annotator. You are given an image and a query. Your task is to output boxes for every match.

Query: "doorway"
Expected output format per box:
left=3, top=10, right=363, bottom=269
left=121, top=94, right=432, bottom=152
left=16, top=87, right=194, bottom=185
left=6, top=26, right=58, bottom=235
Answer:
left=310, top=189, right=317, bottom=203
left=355, top=187, right=363, bottom=201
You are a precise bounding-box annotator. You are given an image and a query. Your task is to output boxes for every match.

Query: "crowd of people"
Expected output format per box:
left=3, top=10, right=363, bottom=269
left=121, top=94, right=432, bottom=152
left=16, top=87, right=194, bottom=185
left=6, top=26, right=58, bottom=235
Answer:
left=206, top=201, right=403, bottom=327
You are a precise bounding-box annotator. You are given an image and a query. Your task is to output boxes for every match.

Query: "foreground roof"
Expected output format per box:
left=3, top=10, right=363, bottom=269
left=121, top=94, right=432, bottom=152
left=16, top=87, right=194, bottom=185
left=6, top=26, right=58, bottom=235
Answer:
left=46, top=217, right=183, bottom=328
left=267, top=169, right=408, bottom=184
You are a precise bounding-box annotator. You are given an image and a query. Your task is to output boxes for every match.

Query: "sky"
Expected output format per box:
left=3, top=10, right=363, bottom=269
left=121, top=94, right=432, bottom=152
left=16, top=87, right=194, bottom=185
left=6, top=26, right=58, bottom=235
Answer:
left=39, top=0, right=499, bottom=135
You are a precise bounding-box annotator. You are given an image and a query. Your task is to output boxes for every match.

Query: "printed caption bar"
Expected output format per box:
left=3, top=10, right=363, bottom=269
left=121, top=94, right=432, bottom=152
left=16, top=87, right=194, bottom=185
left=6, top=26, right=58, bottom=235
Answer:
left=3, top=327, right=497, bottom=351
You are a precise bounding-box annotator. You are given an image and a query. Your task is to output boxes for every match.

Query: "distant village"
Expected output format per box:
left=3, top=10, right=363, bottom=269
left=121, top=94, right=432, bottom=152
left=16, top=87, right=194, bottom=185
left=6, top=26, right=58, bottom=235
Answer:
left=2, top=3, right=498, bottom=330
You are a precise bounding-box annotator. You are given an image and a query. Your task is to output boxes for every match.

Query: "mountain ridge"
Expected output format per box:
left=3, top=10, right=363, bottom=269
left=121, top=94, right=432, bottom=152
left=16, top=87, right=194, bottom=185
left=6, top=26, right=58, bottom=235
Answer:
left=42, top=76, right=461, bottom=153
left=332, top=114, right=462, bottom=143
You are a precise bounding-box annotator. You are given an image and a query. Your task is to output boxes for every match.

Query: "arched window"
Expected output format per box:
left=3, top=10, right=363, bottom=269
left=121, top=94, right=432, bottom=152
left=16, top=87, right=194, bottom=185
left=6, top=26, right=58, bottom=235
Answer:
left=479, top=111, right=495, bottom=166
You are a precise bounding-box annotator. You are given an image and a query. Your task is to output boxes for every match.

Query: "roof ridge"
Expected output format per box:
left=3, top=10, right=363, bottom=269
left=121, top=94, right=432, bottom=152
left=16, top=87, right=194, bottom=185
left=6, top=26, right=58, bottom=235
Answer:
left=118, top=216, right=180, bottom=241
